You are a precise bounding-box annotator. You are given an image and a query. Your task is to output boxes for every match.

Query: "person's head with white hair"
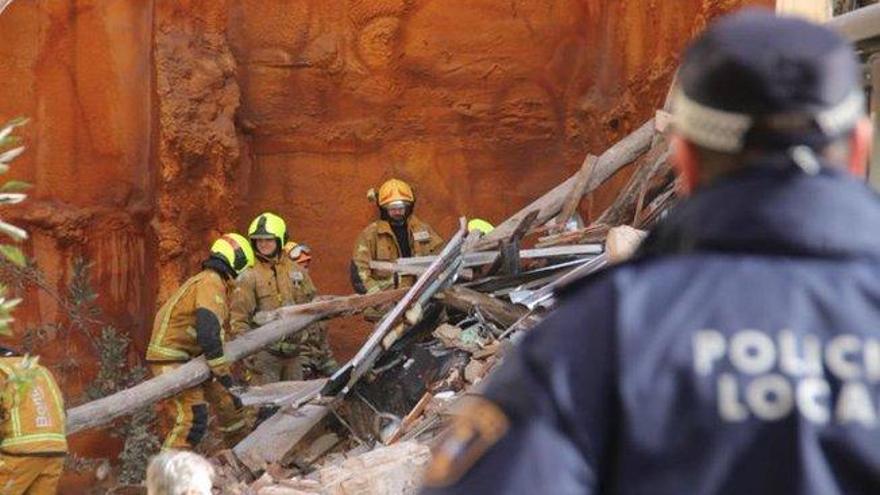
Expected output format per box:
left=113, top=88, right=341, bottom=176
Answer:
left=146, top=450, right=215, bottom=495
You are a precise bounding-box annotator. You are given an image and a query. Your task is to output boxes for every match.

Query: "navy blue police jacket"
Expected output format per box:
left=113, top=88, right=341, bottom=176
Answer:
left=423, top=165, right=880, bottom=494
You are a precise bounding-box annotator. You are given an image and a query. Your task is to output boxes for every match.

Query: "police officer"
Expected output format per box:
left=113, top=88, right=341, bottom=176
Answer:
left=146, top=234, right=254, bottom=450
left=0, top=347, right=67, bottom=494
left=230, top=213, right=336, bottom=386
left=422, top=10, right=879, bottom=494
left=350, top=179, right=444, bottom=294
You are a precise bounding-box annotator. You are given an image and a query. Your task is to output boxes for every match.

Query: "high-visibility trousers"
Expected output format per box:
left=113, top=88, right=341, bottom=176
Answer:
left=0, top=454, right=64, bottom=495
left=149, top=363, right=247, bottom=449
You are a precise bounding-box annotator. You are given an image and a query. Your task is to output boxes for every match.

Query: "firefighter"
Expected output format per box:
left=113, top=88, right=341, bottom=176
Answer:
left=350, top=178, right=444, bottom=294
left=230, top=213, right=337, bottom=391
left=0, top=347, right=66, bottom=494
left=422, top=10, right=880, bottom=494
left=146, top=234, right=254, bottom=450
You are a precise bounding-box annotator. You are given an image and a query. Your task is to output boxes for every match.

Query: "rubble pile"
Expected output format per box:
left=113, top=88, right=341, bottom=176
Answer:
left=59, top=83, right=677, bottom=494
left=207, top=101, right=678, bottom=493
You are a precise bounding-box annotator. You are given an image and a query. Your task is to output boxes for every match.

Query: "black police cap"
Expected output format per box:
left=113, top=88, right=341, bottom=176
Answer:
left=675, top=8, right=864, bottom=152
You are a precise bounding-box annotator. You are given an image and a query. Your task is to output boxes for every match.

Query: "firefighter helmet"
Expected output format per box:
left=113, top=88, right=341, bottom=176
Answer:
left=467, top=218, right=495, bottom=235
left=210, top=233, right=255, bottom=275
left=377, top=179, right=415, bottom=207
left=248, top=212, right=287, bottom=244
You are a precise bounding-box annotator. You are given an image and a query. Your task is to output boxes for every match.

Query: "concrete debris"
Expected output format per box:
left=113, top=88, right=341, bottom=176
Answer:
left=464, top=360, right=485, bottom=384
left=316, top=442, right=431, bottom=495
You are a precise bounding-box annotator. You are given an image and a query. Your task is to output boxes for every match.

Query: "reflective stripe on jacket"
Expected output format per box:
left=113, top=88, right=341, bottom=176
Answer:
left=0, top=357, right=67, bottom=455
left=147, top=270, right=228, bottom=362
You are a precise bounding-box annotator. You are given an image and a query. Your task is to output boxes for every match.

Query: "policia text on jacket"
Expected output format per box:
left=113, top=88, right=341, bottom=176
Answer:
left=694, top=329, right=880, bottom=425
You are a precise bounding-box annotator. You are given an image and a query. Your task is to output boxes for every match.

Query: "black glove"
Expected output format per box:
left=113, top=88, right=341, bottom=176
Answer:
left=212, top=366, right=245, bottom=410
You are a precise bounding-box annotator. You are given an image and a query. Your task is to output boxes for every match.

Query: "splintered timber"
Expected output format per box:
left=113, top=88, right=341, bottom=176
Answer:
left=693, top=329, right=880, bottom=426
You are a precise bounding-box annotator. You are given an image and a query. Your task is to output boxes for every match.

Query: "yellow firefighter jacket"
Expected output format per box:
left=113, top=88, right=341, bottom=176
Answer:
left=0, top=357, right=67, bottom=455
left=351, top=215, right=444, bottom=293
left=230, top=255, right=317, bottom=353
left=146, top=269, right=229, bottom=367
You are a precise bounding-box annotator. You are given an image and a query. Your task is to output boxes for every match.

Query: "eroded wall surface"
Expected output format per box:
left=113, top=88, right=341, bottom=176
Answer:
left=227, top=0, right=772, bottom=352
left=0, top=0, right=770, bottom=485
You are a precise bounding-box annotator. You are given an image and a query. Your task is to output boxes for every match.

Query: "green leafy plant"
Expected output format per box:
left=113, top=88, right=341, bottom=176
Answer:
left=0, top=118, right=30, bottom=337
left=0, top=354, right=40, bottom=408
left=0, top=119, right=160, bottom=481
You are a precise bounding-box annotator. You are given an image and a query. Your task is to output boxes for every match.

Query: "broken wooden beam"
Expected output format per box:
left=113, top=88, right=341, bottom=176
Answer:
left=377, top=244, right=603, bottom=270
left=233, top=404, right=330, bottom=472
left=385, top=392, right=433, bottom=445
left=471, top=118, right=655, bottom=251
left=66, top=291, right=403, bottom=434
left=254, top=288, right=408, bottom=325
left=595, top=141, right=671, bottom=227
left=435, top=286, right=530, bottom=328
left=236, top=379, right=328, bottom=407
left=554, top=154, right=598, bottom=230
left=535, top=223, right=610, bottom=248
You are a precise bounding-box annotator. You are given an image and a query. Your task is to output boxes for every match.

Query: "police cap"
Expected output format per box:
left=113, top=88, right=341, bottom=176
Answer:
left=674, top=9, right=865, bottom=153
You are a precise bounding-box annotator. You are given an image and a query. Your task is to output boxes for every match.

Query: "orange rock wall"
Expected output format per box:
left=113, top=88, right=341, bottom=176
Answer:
left=0, top=0, right=770, bottom=485
left=228, top=0, right=772, bottom=353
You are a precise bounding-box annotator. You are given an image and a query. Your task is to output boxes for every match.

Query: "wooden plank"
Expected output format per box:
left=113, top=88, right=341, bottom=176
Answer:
left=385, top=392, right=433, bottom=445
left=385, top=244, right=603, bottom=268
left=595, top=143, right=671, bottom=227
left=253, top=288, right=408, bottom=325
left=236, top=379, right=328, bottom=407
left=368, top=261, right=474, bottom=279
left=435, top=286, right=531, bottom=327
left=66, top=291, right=403, bottom=434
left=66, top=312, right=323, bottom=434
left=535, top=224, right=610, bottom=248
left=471, top=119, right=655, bottom=251
left=233, top=404, right=330, bottom=472
left=555, top=154, right=598, bottom=230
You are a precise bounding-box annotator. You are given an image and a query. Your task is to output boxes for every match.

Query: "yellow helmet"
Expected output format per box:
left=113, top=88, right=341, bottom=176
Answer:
left=467, top=218, right=495, bottom=235
left=248, top=212, right=287, bottom=244
left=210, top=233, right=255, bottom=275
left=377, top=179, right=415, bottom=208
